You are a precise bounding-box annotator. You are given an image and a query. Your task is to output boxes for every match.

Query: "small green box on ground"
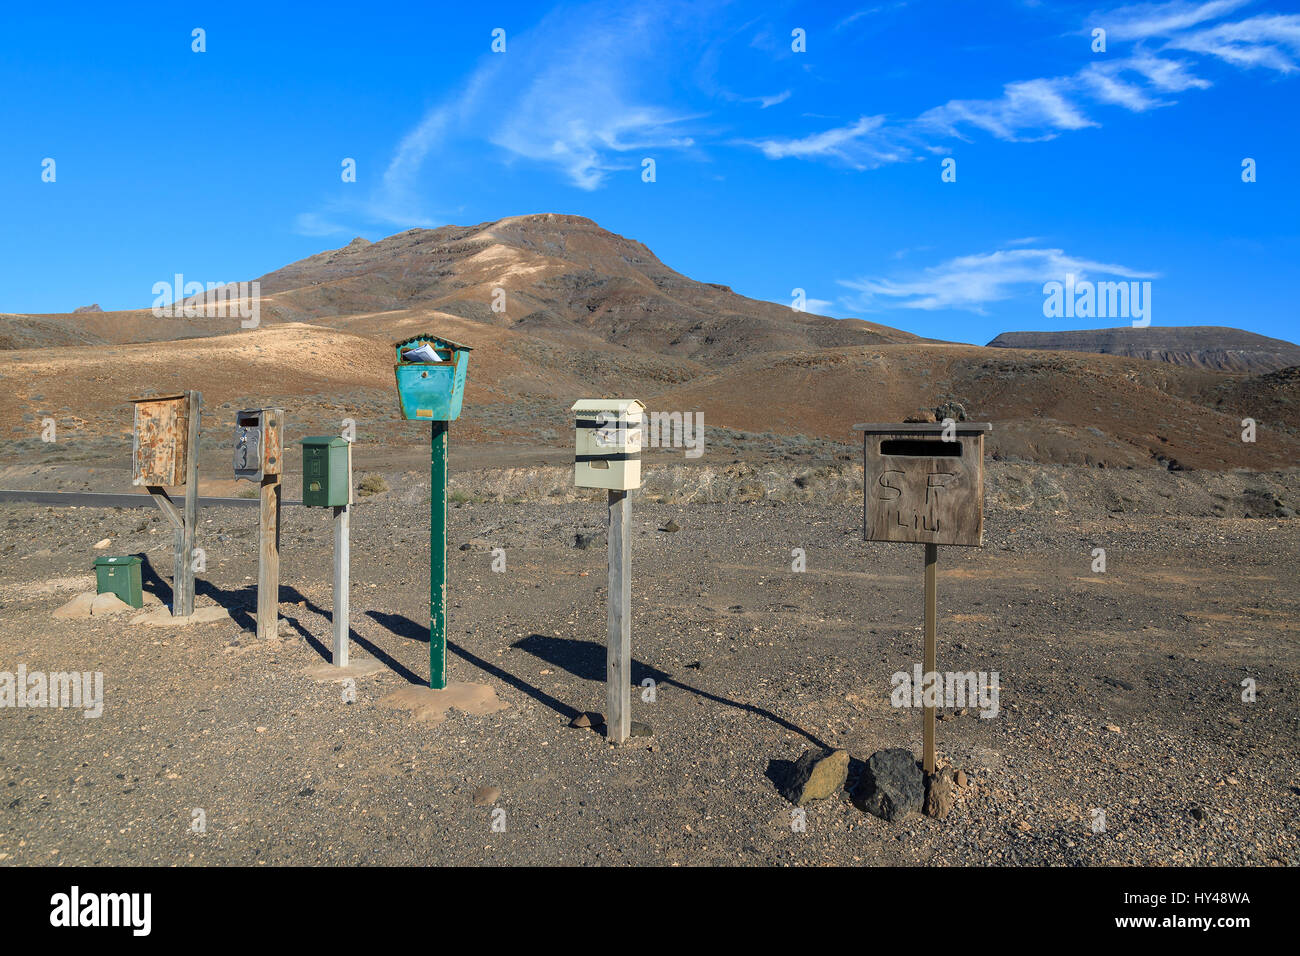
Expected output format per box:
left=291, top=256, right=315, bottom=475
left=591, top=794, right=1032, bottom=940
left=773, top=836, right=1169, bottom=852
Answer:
left=93, top=555, right=143, bottom=608
left=302, top=437, right=352, bottom=507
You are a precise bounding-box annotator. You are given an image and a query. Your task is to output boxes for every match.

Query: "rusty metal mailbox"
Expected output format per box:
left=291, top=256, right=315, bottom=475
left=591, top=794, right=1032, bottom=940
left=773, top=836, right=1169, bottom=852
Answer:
left=234, top=408, right=283, bottom=482
left=130, top=393, right=192, bottom=486
left=853, top=422, right=992, bottom=547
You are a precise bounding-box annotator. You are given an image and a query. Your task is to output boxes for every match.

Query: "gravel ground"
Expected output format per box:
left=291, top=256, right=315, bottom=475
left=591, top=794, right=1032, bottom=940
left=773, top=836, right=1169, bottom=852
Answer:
left=0, top=465, right=1297, bottom=866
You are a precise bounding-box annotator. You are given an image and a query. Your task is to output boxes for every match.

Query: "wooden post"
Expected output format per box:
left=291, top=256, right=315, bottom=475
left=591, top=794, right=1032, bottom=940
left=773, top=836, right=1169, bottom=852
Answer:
left=429, top=420, right=448, bottom=689
left=147, top=487, right=182, bottom=532
left=333, top=503, right=350, bottom=667
left=256, top=474, right=281, bottom=639
left=923, top=542, right=938, bottom=774
left=606, top=489, right=632, bottom=744
left=175, top=390, right=201, bottom=617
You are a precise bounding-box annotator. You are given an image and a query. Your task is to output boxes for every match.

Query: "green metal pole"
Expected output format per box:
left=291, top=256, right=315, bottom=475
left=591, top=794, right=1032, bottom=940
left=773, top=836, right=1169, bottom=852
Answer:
left=430, top=420, right=448, bottom=689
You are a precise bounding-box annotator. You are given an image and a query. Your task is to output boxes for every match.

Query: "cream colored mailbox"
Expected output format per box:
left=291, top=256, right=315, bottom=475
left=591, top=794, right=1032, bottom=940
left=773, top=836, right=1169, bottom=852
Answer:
left=572, top=399, right=644, bottom=491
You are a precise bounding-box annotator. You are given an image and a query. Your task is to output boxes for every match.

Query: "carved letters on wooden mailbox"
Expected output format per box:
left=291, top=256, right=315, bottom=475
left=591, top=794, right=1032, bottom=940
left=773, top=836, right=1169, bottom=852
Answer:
left=854, top=422, right=993, bottom=547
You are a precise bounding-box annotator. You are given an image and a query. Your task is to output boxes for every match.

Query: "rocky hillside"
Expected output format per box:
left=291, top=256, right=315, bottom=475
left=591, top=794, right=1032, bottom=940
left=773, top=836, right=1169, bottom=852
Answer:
left=254, top=214, right=920, bottom=365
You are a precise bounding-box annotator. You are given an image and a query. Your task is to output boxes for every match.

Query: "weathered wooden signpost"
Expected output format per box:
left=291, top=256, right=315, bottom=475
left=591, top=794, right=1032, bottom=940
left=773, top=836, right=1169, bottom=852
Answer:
left=130, top=391, right=201, bottom=617
left=394, top=334, right=471, bottom=689
left=234, top=408, right=284, bottom=640
left=573, top=399, right=645, bottom=744
left=852, top=420, right=992, bottom=774
left=302, top=436, right=353, bottom=666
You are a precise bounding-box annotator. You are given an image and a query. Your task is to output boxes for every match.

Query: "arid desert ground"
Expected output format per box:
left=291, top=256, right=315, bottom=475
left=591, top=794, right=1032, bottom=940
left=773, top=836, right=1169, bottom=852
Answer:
left=1, top=449, right=1296, bottom=866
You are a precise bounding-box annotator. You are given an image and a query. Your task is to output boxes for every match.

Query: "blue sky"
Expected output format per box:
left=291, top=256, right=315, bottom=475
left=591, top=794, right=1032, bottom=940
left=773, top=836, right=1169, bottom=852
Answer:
left=1, top=0, right=1297, bottom=345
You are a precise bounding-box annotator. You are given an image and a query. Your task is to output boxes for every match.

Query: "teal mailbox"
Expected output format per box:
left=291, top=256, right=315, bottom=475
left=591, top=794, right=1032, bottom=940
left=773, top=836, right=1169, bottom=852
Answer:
left=393, top=335, right=471, bottom=422
left=393, top=332, right=473, bottom=691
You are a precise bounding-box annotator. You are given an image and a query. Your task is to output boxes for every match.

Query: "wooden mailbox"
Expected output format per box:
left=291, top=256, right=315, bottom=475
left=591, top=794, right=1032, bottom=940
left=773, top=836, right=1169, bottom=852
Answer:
left=130, top=393, right=191, bottom=487
left=129, top=390, right=201, bottom=617
left=853, top=419, right=992, bottom=778
left=856, top=422, right=992, bottom=547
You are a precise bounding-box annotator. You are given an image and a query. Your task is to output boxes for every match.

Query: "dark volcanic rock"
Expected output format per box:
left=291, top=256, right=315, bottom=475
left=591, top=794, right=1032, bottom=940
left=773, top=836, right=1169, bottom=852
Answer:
left=853, top=748, right=924, bottom=821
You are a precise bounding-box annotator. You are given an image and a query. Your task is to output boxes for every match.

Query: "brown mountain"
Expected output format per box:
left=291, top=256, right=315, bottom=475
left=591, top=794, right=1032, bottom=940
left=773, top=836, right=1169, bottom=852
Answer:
left=987, top=326, right=1300, bottom=373
left=1, top=214, right=1298, bottom=472
left=254, top=213, right=919, bottom=364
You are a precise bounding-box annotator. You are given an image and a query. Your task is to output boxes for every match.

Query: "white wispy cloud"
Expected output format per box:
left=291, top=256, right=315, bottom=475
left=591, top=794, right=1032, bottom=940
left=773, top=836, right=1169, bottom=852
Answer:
left=296, top=1, right=706, bottom=231
left=1078, top=61, right=1165, bottom=110
left=1099, top=0, right=1253, bottom=41
left=839, top=247, right=1159, bottom=313
left=1166, top=13, right=1300, bottom=72
left=747, top=115, right=889, bottom=164
left=489, top=5, right=702, bottom=190
left=919, top=77, right=1097, bottom=140
left=1119, top=50, right=1214, bottom=90
left=752, top=90, right=792, bottom=108
left=834, top=3, right=910, bottom=32
left=292, top=213, right=351, bottom=238
left=749, top=0, right=1294, bottom=169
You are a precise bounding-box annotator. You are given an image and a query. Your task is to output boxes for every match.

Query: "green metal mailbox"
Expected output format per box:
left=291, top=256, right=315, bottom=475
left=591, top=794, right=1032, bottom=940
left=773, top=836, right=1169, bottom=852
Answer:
left=93, top=555, right=143, bottom=608
left=393, top=335, right=471, bottom=421
left=302, top=437, right=352, bottom=507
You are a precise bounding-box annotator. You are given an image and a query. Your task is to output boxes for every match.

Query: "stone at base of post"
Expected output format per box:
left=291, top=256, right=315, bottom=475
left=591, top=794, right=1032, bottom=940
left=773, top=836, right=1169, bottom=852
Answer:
left=333, top=503, right=350, bottom=667
left=606, top=489, right=632, bottom=744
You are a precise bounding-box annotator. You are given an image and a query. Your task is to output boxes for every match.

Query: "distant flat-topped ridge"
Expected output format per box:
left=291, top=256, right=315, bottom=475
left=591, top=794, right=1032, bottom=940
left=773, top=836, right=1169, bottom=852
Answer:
left=988, top=326, right=1300, bottom=373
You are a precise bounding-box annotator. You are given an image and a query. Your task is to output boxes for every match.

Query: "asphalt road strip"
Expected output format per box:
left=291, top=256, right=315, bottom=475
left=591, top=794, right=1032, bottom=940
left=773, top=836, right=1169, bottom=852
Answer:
left=0, top=490, right=309, bottom=508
